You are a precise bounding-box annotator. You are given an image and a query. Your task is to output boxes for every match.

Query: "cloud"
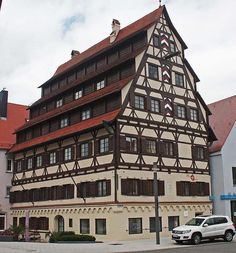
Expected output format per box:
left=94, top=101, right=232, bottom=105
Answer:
left=0, top=0, right=235, bottom=105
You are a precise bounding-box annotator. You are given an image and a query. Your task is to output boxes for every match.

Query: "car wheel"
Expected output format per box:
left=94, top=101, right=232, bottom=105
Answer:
left=191, top=233, right=201, bottom=245
left=224, top=231, right=233, bottom=242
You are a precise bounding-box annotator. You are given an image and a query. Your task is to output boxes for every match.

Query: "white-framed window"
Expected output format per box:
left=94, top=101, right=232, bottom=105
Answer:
left=64, top=147, right=72, bottom=161
left=148, top=64, right=158, bottom=79
left=151, top=99, right=160, bottom=113
left=36, top=155, right=42, bottom=167
left=99, top=138, right=109, bottom=153
left=177, top=105, right=186, bottom=119
left=170, top=42, right=176, bottom=53
left=27, top=158, right=33, bottom=169
left=60, top=117, right=69, bottom=128
left=134, top=95, right=145, bottom=109
left=97, top=180, right=107, bottom=197
left=82, top=109, right=91, bottom=120
left=175, top=73, right=184, bottom=87
left=125, top=137, right=137, bottom=152
left=146, top=140, right=156, bottom=154
left=96, top=80, right=105, bottom=90
left=6, top=160, right=12, bottom=172
left=50, top=152, right=56, bottom=165
left=153, top=35, right=159, bottom=47
left=196, top=147, right=205, bottom=160
left=56, top=98, right=63, bottom=108
left=75, top=90, right=83, bottom=100
left=190, top=108, right=198, bottom=121
left=81, top=143, right=89, bottom=157
left=6, top=186, right=11, bottom=198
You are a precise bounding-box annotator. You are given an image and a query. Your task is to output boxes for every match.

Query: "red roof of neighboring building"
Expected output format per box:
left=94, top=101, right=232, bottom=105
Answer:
left=0, top=103, right=28, bottom=150
left=10, top=109, right=120, bottom=153
left=41, top=6, right=165, bottom=85
left=208, top=96, right=236, bottom=153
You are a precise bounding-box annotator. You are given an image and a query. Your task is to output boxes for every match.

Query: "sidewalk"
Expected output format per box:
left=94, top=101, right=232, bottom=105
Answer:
left=0, top=237, right=186, bottom=253
left=0, top=237, right=235, bottom=253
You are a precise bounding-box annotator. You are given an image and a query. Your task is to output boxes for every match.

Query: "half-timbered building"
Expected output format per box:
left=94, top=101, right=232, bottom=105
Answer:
left=9, top=5, right=215, bottom=241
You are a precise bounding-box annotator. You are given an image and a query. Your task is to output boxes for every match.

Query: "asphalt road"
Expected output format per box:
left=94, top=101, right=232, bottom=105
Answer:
left=143, top=240, right=236, bottom=253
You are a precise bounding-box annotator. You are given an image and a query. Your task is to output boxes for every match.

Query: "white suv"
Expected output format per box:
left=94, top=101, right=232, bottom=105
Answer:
left=171, top=215, right=235, bottom=245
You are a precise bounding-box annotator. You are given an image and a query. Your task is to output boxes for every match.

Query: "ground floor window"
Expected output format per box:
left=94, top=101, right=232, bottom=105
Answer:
left=0, top=214, right=5, bottom=230
left=168, top=216, right=179, bottom=231
left=149, top=217, right=162, bottom=233
left=95, top=219, right=106, bottom=235
left=128, top=218, right=142, bottom=234
left=80, top=219, right=90, bottom=234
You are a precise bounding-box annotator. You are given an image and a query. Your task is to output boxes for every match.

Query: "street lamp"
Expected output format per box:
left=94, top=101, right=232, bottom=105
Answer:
left=153, top=162, right=160, bottom=244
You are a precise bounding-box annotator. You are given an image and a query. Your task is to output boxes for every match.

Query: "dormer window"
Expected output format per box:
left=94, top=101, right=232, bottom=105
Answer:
left=75, top=90, right=83, bottom=100
left=56, top=98, right=63, bottom=108
left=96, top=80, right=105, bottom=90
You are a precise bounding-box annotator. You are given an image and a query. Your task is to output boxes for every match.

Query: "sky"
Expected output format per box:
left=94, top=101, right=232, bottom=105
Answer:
left=0, top=0, right=235, bottom=106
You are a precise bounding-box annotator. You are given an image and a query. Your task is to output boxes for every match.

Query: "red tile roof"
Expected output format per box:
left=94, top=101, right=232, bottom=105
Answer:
left=0, top=103, right=28, bottom=150
left=208, top=96, right=236, bottom=153
left=10, top=109, right=120, bottom=153
left=44, top=6, right=164, bottom=83
left=16, top=76, right=133, bottom=133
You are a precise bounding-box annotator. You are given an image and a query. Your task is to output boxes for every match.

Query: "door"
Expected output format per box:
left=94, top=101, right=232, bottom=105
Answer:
left=231, top=201, right=236, bottom=224
left=202, top=218, right=217, bottom=238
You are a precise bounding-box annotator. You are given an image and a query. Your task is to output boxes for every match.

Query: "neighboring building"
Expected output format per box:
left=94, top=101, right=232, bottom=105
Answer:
left=9, top=5, right=214, bottom=241
left=0, top=89, right=28, bottom=230
left=209, top=96, right=236, bottom=224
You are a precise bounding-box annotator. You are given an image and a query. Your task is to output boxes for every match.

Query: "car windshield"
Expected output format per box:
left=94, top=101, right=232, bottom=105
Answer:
left=185, top=218, right=205, bottom=226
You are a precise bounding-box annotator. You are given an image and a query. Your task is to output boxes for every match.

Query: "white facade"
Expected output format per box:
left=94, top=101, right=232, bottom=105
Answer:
left=210, top=122, right=236, bottom=222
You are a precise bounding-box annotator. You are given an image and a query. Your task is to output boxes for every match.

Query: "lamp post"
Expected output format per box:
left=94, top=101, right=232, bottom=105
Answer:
left=153, top=162, right=160, bottom=244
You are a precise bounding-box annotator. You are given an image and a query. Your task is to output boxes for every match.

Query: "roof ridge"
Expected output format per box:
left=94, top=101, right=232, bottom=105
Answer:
left=208, top=95, right=236, bottom=106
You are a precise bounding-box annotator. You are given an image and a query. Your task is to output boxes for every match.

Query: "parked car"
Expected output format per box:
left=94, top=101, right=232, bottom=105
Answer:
left=171, top=215, right=235, bottom=245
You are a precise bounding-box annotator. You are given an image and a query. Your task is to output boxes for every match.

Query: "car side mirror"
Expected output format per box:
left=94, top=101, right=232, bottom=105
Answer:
left=203, top=224, right=208, bottom=227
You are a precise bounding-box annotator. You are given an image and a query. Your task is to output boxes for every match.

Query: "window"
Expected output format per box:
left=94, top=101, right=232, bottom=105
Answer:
left=149, top=217, right=162, bottom=233
left=56, top=98, right=63, bottom=108
left=7, top=160, right=12, bottom=172
left=97, top=181, right=107, bottom=197
left=164, top=142, right=174, bottom=156
left=153, top=35, right=159, bottom=47
left=170, top=42, right=176, bottom=53
left=148, top=64, right=158, bottom=79
left=95, top=219, right=106, bottom=235
left=27, top=158, right=33, bottom=169
left=182, top=182, right=191, bottom=196
left=81, top=143, right=89, bottom=157
left=196, top=182, right=206, bottom=196
left=190, top=108, right=198, bottom=121
left=233, top=167, right=236, bottom=185
left=75, top=90, right=83, bottom=100
left=80, top=219, right=90, bottom=234
left=69, top=218, right=73, bottom=228
left=49, top=152, right=56, bottom=165
left=213, top=217, right=228, bottom=224
left=126, top=137, right=137, bottom=152
left=177, top=105, right=186, bottom=119
left=129, top=218, right=142, bottom=234
left=17, top=161, right=22, bottom=172
left=124, top=179, right=139, bottom=196
left=146, top=140, right=156, bottom=154
left=64, top=147, right=72, bottom=161
left=0, top=214, right=6, bottom=231
left=96, top=80, right=105, bottom=90
left=6, top=186, right=11, bottom=198
left=196, top=147, right=205, bottom=160
left=168, top=216, right=179, bottom=231
left=82, top=109, right=91, bottom=120
left=175, top=73, right=184, bottom=87
left=60, top=117, right=69, bottom=128
left=99, top=138, right=109, bottom=153
left=36, top=156, right=42, bottom=167
left=134, top=95, right=145, bottom=109
left=151, top=99, right=160, bottom=113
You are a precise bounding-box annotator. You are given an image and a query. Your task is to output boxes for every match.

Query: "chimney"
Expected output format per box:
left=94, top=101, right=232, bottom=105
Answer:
left=71, top=50, right=80, bottom=59
left=0, top=89, right=8, bottom=119
left=110, top=19, right=120, bottom=43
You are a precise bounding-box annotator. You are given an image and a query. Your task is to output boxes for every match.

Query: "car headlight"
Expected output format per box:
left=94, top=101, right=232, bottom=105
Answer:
left=182, top=230, right=191, bottom=234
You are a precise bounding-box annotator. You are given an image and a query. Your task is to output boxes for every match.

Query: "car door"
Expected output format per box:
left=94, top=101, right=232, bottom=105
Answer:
left=202, top=218, right=217, bottom=238
left=213, top=217, right=228, bottom=236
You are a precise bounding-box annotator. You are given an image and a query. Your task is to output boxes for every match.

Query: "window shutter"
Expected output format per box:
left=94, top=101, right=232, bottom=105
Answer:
left=60, top=149, right=65, bottom=163
left=94, top=140, right=100, bottom=155
left=69, top=184, right=75, bottom=199
left=21, top=159, right=26, bottom=171
left=176, top=181, right=182, bottom=196
left=89, top=182, right=97, bottom=197
left=204, top=183, right=210, bottom=196
left=109, top=136, right=113, bottom=151
left=120, top=136, right=127, bottom=151
left=130, top=93, right=135, bottom=107
left=204, top=148, right=208, bottom=161
left=160, top=100, right=165, bottom=114
left=88, top=142, right=93, bottom=156
left=64, top=93, right=73, bottom=104
left=190, top=182, right=197, bottom=196
left=173, top=143, right=178, bottom=157
left=106, top=180, right=111, bottom=196
left=77, top=144, right=81, bottom=158
left=192, top=146, right=196, bottom=160
left=186, top=107, right=191, bottom=120
left=71, top=146, right=75, bottom=160
left=173, top=104, right=178, bottom=117
left=158, top=142, right=165, bottom=156
left=146, top=97, right=151, bottom=111
left=158, top=180, right=165, bottom=196
left=121, top=179, right=128, bottom=195
left=198, top=110, right=204, bottom=122
left=77, top=184, right=81, bottom=198
left=141, top=138, right=147, bottom=153
left=42, top=153, right=48, bottom=166
left=13, top=161, right=17, bottom=172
